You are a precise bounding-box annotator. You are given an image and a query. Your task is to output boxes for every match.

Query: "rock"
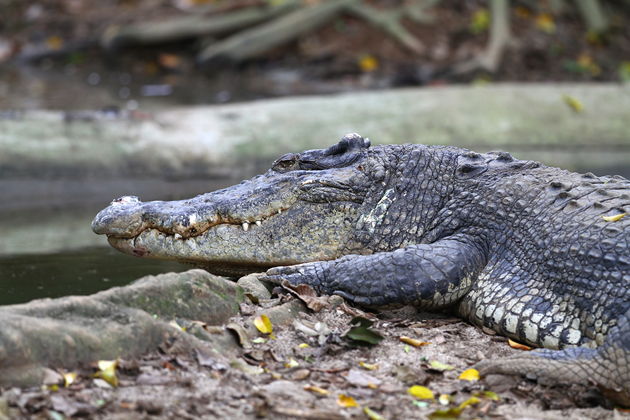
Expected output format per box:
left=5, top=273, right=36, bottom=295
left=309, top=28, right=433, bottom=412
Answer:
left=0, top=397, right=8, bottom=420
left=237, top=274, right=272, bottom=302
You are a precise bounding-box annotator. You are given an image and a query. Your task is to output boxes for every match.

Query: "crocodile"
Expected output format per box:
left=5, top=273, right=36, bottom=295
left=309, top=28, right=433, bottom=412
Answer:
left=92, top=133, right=630, bottom=406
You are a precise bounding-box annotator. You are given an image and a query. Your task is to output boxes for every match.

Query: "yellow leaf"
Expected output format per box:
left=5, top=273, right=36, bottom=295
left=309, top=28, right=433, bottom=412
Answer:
left=508, top=339, right=533, bottom=351
left=458, top=368, right=480, bottom=381
left=458, top=396, right=481, bottom=409
left=47, top=384, right=59, bottom=392
left=304, top=385, right=329, bottom=395
left=474, top=390, right=500, bottom=401
left=285, top=358, right=299, bottom=368
left=169, top=320, right=186, bottom=332
left=358, top=54, right=379, bottom=72
left=408, top=385, right=434, bottom=400
left=429, top=360, right=455, bottom=371
left=63, top=372, right=78, bottom=387
left=470, top=9, right=490, bottom=34
left=399, top=336, right=430, bottom=347
left=577, top=53, right=601, bottom=76
left=363, top=406, right=386, bottom=420
left=359, top=361, right=378, bottom=370
left=562, top=95, right=584, bottom=113
left=46, top=36, right=63, bottom=50
left=337, top=393, right=359, bottom=407
left=254, top=314, right=273, bottom=335
left=535, top=13, right=556, bottom=33
left=298, top=343, right=310, bottom=348
left=95, top=360, right=118, bottom=387
left=603, top=213, right=626, bottom=222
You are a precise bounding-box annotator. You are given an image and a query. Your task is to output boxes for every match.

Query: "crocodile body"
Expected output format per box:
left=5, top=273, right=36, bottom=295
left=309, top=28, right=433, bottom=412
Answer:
left=93, top=134, right=630, bottom=405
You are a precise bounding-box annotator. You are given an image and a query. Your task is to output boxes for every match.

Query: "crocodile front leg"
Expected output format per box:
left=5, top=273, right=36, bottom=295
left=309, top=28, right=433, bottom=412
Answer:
left=477, top=308, right=630, bottom=407
left=262, top=234, right=488, bottom=308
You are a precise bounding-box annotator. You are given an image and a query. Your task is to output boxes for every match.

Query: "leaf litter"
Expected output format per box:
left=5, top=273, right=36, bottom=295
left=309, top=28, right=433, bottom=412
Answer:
left=0, top=287, right=618, bottom=419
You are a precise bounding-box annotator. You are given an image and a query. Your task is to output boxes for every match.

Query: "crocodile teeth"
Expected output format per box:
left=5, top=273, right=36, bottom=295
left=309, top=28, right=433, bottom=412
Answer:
left=174, top=233, right=182, bottom=240
left=255, top=220, right=262, bottom=226
left=242, top=222, right=249, bottom=231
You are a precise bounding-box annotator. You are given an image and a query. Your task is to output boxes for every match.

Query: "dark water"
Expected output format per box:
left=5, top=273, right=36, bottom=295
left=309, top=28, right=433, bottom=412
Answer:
left=0, top=247, right=189, bottom=306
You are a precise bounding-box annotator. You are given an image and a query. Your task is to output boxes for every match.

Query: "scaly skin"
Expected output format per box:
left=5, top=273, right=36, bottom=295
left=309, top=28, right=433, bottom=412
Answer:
left=93, top=134, right=630, bottom=406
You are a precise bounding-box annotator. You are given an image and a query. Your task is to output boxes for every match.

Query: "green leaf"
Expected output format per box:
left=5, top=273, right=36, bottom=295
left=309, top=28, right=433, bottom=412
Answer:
left=345, top=317, right=383, bottom=345
left=346, top=325, right=384, bottom=345
left=428, top=360, right=455, bottom=371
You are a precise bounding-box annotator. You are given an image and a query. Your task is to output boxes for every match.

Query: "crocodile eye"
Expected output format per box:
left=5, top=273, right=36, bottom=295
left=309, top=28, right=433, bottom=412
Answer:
left=272, top=153, right=299, bottom=173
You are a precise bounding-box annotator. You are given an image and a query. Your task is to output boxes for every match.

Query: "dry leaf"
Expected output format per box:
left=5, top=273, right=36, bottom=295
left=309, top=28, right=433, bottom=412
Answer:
left=358, top=55, right=378, bottom=72
left=535, top=13, right=556, bottom=33
left=63, top=372, right=78, bottom=387
left=508, top=339, right=533, bottom=351
left=408, top=385, right=434, bottom=400
left=254, top=314, right=273, bottom=335
left=562, top=95, right=584, bottom=113
left=304, top=385, right=329, bottom=395
left=359, top=361, right=378, bottom=370
left=602, top=213, right=626, bottom=222
left=400, top=336, right=430, bottom=347
left=285, top=358, right=299, bottom=368
left=429, top=360, right=455, bottom=371
left=458, top=368, right=480, bottom=381
left=94, top=360, right=118, bottom=387
left=364, top=406, right=386, bottom=420
left=337, top=393, right=359, bottom=407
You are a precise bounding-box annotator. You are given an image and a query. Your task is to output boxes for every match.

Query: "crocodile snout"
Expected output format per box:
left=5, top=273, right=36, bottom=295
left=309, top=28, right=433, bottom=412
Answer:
left=92, top=195, right=217, bottom=239
left=91, top=195, right=145, bottom=237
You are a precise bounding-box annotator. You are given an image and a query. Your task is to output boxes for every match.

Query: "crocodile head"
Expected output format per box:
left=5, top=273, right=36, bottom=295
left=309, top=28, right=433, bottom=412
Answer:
left=92, top=134, right=384, bottom=276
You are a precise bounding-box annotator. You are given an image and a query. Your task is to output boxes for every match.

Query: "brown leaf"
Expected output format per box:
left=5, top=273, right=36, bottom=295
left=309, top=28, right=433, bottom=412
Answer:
left=281, top=281, right=330, bottom=311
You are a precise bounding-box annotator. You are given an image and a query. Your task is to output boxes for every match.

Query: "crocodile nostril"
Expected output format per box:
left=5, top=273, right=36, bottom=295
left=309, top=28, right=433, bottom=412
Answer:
left=112, top=195, right=140, bottom=205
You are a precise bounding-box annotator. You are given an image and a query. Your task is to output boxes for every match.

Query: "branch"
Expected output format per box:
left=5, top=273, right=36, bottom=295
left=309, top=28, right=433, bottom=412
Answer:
left=101, top=2, right=299, bottom=49
left=574, top=0, right=608, bottom=34
left=453, top=0, right=511, bottom=74
left=345, top=3, right=425, bottom=55
left=197, top=0, right=357, bottom=65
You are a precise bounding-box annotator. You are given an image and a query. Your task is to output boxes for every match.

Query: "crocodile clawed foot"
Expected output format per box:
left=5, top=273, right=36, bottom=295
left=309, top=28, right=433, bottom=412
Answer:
left=261, top=261, right=331, bottom=294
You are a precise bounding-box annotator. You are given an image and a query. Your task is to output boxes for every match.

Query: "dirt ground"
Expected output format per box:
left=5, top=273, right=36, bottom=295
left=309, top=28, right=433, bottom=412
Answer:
left=1, top=284, right=627, bottom=420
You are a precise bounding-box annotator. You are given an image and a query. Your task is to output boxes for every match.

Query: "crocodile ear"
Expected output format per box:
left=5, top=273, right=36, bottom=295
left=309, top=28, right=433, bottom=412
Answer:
left=324, top=133, right=371, bottom=156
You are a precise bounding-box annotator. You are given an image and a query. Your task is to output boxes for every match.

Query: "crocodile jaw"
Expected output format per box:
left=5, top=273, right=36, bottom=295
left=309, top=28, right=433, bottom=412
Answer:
left=105, top=202, right=357, bottom=276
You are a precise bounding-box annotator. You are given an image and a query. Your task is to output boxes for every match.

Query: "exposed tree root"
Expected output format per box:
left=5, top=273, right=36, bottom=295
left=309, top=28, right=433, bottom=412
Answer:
left=345, top=3, right=425, bottom=55
left=452, top=0, right=512, bottom=75
left=197, top=0, right=357, bottom=65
